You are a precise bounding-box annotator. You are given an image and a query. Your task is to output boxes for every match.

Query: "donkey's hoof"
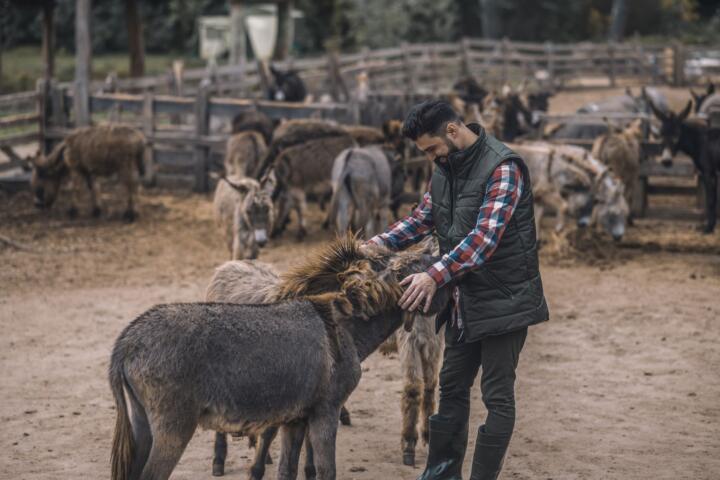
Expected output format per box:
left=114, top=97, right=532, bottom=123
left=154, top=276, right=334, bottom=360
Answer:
left=91, top=206, right=102, bottom=218
left=212, top=462, right=225, bottom=476
left=403, top=451, right=416, bottom=467
left=67, top=206, right=78, bottom=219
left=296, top=228, right=307, bottom=241
left=265, top=452, right=273, bottom=464
left=304, top=465, right=317, bottom=480
left=122, top=209, right=137, bottom=223
left=339, top=409, right=352, bottom=426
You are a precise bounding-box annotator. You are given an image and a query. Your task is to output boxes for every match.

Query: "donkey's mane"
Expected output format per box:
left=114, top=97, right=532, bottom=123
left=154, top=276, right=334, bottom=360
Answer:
left=274, top=235, right=371, bottom=300
left=273, top=235, right=409, bottom=318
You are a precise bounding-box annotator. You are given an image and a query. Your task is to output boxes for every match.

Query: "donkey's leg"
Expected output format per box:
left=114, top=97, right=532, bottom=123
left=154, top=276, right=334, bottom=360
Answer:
left=420, top=340, right=442, bottom=446
left=249, top=426, right=278, bottom=480
left=212, top=432, right=228, bottom=477
left=702, top=173, right=717, bottom=233
left=304, top=434, right=316, bottom=480
left=123, top=176, right=138, bottom=222
left=84, top=173, right=102, bottom=218
left=400, top=338, right=422, bottom=467
left=139, top=418, right=196, bottom=480
left=292, top=189, right=308, bottom=240
left=67, top=171, right=83, bottom=218
left=306, top=410, right=339, bottom=480
left=277, top=422, right=306, bottom=480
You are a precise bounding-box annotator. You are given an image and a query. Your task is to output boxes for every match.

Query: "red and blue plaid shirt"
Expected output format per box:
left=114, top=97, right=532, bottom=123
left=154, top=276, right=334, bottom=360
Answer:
left=368, top=159, right=524, bottom=287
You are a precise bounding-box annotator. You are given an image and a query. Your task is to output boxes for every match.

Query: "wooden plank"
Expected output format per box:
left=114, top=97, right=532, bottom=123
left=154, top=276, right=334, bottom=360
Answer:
left=0, top=92, right=38, bottom=109
left=155, top=172, right=195, bottom=189
left=0, top=132, right=39, bottom=147
left=646, top=184, right=699, bottom=196
left=641, top=161, right=696, bottom=177
left=0, top=113, right=39, bottom=128
left=90, top=93, right=143, bottom=114
left=154, top=95, right=194, bottom=115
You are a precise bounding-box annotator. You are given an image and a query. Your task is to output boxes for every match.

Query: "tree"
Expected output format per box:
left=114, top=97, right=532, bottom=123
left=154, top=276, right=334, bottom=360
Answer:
left=273, top=0, right=293, bottom=60
left=125, top=0, right=144, bottom=77
left=480, top=0, right=502, bottom=39
left=608, top=0, right=627, bottom=41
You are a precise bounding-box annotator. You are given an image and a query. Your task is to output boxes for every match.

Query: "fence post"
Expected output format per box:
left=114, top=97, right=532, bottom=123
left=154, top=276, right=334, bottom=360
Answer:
left=142, top=92, right=155, bottom=187
left=36, top=79, right=52, bottom=155
left=401, top=42, right=416, bottom=95
left=74, top=0, right=91, bottom=127
left=460, top=37, right=472, bottom=78
left=430, top=44, right=440, bottom=94
left=545, top=41, right=555, bottom=86
left=607, top=42, right=616, bottom=87
left=501, top=38, right=510, bottom=85
left=49, top=80, right=66, bottom=129
left=672, top=42, right=686, bottom=87
left=193, top=85, right=210, bottom=193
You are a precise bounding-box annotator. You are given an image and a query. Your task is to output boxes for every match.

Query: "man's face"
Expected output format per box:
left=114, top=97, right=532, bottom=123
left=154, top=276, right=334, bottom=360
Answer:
left=415, top=122, right=461, bottom=163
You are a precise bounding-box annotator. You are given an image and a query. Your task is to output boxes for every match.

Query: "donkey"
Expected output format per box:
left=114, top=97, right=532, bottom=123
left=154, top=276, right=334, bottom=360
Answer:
left=591, top=118, right=643, bottom=217
left=109, top=236, right=451, bottom=480
left=213, top=175, right=275, bottom=260
left=30, top=125, right=145, bottom=221
left=269, top=65, right=307, bottom=102
left=224, top=132, right=268, bottom=178
left=327, top=146, right=392, bottom=238
left=690, top=83, right=715, bottom=113
left=649, top=100, right=720, bottom=233
left=205, top=260, right=351, bottom=479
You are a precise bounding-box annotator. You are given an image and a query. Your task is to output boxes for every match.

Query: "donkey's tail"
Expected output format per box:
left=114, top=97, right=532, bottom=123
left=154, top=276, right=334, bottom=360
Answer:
left=327, top=148, right=355, bottom=230
left=109, top=360, right=134, bottom=480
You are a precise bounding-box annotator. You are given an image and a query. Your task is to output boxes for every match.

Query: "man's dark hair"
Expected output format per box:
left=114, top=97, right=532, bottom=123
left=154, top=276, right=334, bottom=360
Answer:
left=402, top=100, right=461, bottom=140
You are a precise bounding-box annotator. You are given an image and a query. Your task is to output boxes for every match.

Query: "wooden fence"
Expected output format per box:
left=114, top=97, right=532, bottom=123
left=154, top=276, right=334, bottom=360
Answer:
left=42, top=38, right=716, bottom=101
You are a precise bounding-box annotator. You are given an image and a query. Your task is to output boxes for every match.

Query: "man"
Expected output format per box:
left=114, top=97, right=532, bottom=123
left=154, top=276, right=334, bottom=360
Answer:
left=366, top=100, right=549, bottom=480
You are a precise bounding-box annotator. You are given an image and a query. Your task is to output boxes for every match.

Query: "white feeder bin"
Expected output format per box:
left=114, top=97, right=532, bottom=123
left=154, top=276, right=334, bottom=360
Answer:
left=245, top=13, right=278, bottom=61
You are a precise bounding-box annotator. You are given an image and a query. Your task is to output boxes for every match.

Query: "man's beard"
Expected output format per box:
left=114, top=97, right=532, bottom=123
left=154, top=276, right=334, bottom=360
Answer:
left=437, top=137, right=460, bottom=163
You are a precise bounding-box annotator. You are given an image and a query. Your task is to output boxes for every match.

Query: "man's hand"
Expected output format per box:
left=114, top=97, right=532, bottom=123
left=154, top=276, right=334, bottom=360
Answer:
left=398, top=272, right=437, bottom=313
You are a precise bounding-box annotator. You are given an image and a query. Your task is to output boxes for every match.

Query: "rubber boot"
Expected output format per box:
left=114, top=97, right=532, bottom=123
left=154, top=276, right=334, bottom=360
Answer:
left=416, top=415, right=468, bottom=480
left=468, top=426, right=511, bottom=480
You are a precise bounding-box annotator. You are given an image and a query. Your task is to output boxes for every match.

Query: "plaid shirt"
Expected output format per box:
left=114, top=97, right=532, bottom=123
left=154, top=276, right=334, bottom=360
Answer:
left=368, top=159, right=524, bottom=287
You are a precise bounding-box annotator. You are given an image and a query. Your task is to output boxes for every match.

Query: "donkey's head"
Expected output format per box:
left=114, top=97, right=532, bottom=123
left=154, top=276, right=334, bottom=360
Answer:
left=223, top=174, right=276, bottom=248
left=690, top=83, right=715, bottom=113
left=29, top=142, right=67, bottom=209
left=275, top=235, right=451, bottom=322
left=649, top=99, right=692, bottom=167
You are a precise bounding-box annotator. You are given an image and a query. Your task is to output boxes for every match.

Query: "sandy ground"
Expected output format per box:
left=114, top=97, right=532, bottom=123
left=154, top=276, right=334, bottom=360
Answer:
left=2, top=86, right=720, bottom=479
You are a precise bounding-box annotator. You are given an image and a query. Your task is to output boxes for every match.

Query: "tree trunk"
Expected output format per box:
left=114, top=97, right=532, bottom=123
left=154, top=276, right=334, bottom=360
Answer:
left=229, top=0, right=246, bottom=66
left=75, top=0, right=92, bottom=126
left=42, top=0, right=56, bottom=82
left=125, top=0, right=145, bottom=77
left=480, top=0, right=502, bottom=40
left=273, top=0, right=293, bottom=60
left=608, top=0, right=628, bottom=42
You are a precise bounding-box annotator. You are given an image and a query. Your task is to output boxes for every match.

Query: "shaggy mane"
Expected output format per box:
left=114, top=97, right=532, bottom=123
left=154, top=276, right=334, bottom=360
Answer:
left=273, top=235, right=403, bottom=319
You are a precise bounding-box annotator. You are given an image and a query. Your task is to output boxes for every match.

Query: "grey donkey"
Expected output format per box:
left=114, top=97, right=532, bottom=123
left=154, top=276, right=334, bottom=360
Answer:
left=213, top=174, right=275, bottom=260
left=205, top=260, right=351, bottom=479
left=327, top=146, right=393, bottom=239
left=109, top=236, right=451, bottom=480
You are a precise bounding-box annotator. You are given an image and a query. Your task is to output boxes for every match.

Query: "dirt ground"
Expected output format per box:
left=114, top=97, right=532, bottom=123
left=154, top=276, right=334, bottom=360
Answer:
left=2, top=87, right=720, bottom=480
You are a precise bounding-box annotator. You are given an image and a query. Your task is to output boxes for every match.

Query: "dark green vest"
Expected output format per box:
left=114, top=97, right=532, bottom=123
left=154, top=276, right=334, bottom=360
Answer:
left=431, top=125, right=549, bottom=343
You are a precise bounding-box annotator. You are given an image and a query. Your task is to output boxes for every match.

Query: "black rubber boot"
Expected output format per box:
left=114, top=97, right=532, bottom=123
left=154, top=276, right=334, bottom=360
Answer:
left=416, top=415, right=468, bottom=480
left=468, top=426, right=511, bottom=480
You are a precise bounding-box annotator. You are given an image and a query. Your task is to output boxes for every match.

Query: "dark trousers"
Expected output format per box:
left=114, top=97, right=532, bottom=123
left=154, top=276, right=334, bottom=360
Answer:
left=437, top=327, right=527, bottom=437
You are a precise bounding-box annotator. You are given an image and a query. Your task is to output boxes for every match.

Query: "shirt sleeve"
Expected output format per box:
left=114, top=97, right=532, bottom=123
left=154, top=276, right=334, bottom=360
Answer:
left=426, top=159, right=524, bottom=287
left=367, top=186, right=434, bottom=251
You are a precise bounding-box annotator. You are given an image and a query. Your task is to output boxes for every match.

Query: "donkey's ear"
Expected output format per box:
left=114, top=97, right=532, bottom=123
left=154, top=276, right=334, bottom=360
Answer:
left=708, top=83, right=715, bottom=95
left=260, top=169, right=277, bottom=194
left=647, top=99, right=667, bottom=123
left=221, top=177, right=251, bottom=195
